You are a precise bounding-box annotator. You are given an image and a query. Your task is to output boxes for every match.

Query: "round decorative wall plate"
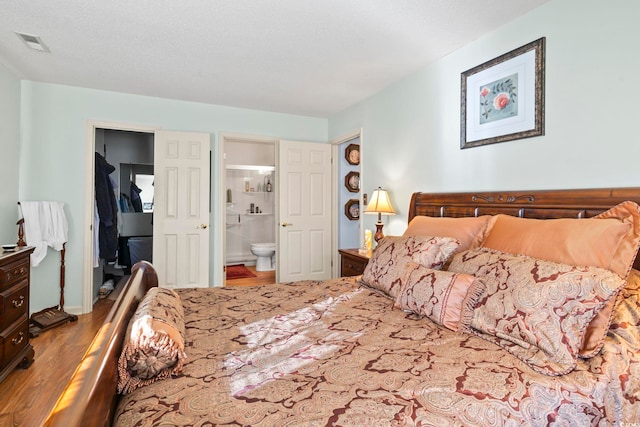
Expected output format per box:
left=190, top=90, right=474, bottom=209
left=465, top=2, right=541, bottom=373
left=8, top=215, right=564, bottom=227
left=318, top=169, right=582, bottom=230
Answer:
left=344, top=171, right=360, bottom=193
left=345, top=143, right=360, bottom=165
left=345, top=199, right=359, bottom=220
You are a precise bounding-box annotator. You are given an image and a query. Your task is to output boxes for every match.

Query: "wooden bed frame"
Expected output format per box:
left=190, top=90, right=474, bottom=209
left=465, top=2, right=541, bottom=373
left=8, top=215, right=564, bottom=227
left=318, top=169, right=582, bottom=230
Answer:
left=44, top=187, right=640, bottom=426
left=44, top=261, right=158, bottom=427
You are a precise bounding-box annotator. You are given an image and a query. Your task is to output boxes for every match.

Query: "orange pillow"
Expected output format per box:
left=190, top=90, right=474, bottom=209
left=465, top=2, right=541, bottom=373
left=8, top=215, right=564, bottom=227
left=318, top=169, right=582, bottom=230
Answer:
left=481, top=214, right=630, bottom=276
left=403, top=215, right=496, bottom=253
left=480, top=201, right=640, bottom=357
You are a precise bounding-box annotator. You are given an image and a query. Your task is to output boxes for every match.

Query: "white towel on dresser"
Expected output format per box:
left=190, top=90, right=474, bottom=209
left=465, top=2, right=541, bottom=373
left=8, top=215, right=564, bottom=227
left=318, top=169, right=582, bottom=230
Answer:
left=20, top=201, right=69, bottom=267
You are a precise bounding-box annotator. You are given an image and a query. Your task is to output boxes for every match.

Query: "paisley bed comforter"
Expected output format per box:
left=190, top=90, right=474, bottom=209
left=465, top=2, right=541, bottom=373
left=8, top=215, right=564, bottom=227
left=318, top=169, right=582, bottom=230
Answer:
left=114, top=276, right=640, bottom=426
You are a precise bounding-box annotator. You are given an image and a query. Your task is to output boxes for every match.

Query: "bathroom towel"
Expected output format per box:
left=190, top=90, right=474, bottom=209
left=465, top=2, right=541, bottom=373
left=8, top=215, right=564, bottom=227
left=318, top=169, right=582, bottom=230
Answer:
left=20, top=201, right=69, bottom=267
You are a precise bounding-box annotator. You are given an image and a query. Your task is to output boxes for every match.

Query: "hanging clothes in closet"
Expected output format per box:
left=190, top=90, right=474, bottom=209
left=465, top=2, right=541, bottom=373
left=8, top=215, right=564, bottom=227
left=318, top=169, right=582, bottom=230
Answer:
left=95, top=152, right=118, bottom=262
left=130, top=181, right=143, bottom=212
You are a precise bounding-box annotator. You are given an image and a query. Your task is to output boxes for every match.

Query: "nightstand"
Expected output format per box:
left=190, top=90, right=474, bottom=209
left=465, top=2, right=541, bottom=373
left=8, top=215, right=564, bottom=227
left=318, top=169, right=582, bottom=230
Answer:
left=338, top=248, right=371, bottom=277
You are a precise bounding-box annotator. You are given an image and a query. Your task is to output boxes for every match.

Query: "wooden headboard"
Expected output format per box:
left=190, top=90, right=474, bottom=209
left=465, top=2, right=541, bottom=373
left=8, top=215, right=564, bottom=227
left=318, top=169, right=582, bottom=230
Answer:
left=408, top=187, right=640, bottom=270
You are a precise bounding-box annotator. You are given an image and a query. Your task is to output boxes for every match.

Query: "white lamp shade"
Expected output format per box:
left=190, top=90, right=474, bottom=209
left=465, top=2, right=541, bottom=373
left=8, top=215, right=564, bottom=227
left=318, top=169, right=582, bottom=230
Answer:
left=365, top=187, right=395, bottom=215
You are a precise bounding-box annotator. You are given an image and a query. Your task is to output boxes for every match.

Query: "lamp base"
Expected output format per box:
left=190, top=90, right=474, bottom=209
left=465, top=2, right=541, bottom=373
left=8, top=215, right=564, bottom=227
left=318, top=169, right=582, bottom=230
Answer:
left=374, top=222, right=385, bottom=243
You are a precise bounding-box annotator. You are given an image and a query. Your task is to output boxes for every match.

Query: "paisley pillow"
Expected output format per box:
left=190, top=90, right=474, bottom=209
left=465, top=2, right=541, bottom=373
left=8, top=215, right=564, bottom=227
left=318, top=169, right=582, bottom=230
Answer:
left=394, top=262, right=485, bottom=331
left=450, top=247, right=625, bottom=376
left=479, top=202, right=640, bottom=357
left=361, top=235, right=460, bottom=299
left=117, top=287, right=187, bottom=394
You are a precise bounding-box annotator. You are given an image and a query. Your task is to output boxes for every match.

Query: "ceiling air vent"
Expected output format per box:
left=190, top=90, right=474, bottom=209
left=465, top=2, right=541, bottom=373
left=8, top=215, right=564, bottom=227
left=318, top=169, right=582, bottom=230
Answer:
left=15, top=32, right=50, bottom=52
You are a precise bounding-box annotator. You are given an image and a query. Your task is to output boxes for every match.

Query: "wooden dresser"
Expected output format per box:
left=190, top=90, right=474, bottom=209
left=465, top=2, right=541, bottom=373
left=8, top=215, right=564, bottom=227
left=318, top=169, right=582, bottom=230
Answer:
left=0, top=246, right=34, bottom=383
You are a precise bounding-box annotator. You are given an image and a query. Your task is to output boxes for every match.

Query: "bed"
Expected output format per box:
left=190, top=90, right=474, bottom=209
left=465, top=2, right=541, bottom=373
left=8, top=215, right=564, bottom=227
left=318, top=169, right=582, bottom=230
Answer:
left=44, top=187, right=640, bottom=426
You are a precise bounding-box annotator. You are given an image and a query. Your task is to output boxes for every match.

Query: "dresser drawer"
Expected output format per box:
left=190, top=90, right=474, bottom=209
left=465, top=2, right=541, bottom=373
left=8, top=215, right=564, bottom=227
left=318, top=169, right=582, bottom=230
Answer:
left=339, top=249, right=370, bottom=277
left=0, top=247, right=34, bottom=382
left=0, top=257, right=29, bottom=291
left=0, top=281, right=29, bottom=331
left=1, top=320, right=29, bottom=368
left=342, top=265, right=364, bottom=277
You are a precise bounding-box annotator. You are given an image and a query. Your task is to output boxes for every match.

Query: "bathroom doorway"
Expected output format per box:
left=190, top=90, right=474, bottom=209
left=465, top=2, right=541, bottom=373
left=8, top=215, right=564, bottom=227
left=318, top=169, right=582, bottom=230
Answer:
left=221, top=134, right=277, bottom=286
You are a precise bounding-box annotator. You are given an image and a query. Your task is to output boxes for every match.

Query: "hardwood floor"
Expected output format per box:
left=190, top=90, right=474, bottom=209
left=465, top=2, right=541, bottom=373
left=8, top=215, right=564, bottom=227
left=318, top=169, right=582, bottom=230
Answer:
left=225, top=264, right=276, bottom=287
left=0, top=298, right=114, bottom=427
left=0, top=266, right=272, bottom=426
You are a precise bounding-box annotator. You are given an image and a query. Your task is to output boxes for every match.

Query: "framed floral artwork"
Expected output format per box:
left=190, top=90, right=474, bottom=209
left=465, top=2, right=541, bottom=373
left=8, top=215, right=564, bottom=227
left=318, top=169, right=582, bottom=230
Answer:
left=461, top=37, right=545, bottom=149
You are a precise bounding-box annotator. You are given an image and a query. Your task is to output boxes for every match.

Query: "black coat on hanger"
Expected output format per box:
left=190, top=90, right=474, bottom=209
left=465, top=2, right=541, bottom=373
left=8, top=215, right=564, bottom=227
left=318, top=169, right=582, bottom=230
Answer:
left=95, top=152, right=118, bottom=261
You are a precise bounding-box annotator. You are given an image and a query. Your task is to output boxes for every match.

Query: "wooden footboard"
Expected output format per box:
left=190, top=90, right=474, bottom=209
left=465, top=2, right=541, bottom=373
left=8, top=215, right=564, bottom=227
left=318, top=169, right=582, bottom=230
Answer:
left=44, top=261, right=158, bottom=427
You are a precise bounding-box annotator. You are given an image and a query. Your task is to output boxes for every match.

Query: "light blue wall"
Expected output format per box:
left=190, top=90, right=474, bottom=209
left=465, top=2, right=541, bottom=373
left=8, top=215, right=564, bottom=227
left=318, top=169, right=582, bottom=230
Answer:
left=19, top=82, right=327, bottom=313
left=329, top=0, right=640, bottom=237
left=0, top=61, right=21, bottom=244
left=338, top=137, right=361, bottom=249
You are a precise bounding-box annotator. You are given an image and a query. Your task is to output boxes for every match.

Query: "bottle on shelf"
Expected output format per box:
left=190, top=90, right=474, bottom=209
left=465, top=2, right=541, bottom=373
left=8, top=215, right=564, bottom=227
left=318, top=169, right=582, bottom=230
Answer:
left=266, top=179, right=272, bottom=192
left=245, top=180, right=250, bottom=192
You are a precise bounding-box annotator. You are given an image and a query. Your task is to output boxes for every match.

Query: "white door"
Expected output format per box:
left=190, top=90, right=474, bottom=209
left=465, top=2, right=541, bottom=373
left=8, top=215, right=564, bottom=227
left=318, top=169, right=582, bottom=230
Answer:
left=278, top=140, right=332, bottom=282
left=153, top=131, right=211, bottom=288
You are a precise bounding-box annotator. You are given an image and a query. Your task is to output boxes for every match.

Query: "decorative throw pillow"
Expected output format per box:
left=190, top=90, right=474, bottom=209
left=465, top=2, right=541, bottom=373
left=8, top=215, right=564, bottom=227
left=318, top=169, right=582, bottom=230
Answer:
left=607, top=269, right=640, bottom=351
left=361, top=235, right=460, bottom=299
left=450, top=247, right=626, bottom=376
left=117, top=287, right=187, bottom=394
left=479, top=201, right=640, bottom=358
left=403, top=215, right=496, bottom=253
left=394, top=262, right=486, bottom=331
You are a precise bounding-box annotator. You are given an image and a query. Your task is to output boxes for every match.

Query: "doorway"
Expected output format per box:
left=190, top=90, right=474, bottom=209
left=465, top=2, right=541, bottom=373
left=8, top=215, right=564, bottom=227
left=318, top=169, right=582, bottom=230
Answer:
left=330, top=129, right=363, bottom=277
left=220, top=133, right=277, bottom=286
left=84, top=123, right=212, bottom=312
left=93, top=127, right=155, bottom=303
left=83, top=121, right=157, bottom=312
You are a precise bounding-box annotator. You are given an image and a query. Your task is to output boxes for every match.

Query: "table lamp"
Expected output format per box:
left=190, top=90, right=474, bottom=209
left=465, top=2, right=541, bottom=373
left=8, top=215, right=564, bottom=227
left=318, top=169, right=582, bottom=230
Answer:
left=364, top=187, right=395, bottom=243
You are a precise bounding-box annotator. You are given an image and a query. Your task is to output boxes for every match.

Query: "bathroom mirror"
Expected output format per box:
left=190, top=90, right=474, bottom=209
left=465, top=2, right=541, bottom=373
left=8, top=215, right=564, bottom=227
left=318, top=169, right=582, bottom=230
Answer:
left=120, top=163, right=154, bottom=213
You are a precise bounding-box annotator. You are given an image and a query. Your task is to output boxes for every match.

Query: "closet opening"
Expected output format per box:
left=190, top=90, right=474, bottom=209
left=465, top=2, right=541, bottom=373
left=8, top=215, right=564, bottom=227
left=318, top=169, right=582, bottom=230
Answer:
left=93, top=128, right=154, bottom=302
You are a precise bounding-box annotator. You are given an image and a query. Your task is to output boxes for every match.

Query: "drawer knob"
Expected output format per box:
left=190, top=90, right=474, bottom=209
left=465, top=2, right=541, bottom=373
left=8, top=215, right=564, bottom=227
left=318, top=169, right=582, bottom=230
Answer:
left=6, top=267, right=26, bottom=282
left=12, top=332, right=24, bottom=346
left=12, top=295, right=25, bottom=308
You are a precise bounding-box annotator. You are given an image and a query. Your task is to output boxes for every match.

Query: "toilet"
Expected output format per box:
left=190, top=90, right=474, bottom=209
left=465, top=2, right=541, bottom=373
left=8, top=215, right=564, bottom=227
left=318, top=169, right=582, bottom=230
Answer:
left=250, top=242, right=276, bottom=271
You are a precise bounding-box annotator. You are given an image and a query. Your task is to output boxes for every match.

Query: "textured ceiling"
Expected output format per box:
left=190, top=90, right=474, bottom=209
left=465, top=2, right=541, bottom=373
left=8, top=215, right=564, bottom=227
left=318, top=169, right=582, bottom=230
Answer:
left=0, top=0, right=550, bottom=117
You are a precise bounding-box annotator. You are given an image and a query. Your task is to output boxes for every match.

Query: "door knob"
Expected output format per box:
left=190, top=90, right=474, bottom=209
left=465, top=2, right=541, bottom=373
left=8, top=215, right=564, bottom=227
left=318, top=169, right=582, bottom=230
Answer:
left=195, top=224, right=208, bottom=229
left=281, top=222, right=293, bottom=227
